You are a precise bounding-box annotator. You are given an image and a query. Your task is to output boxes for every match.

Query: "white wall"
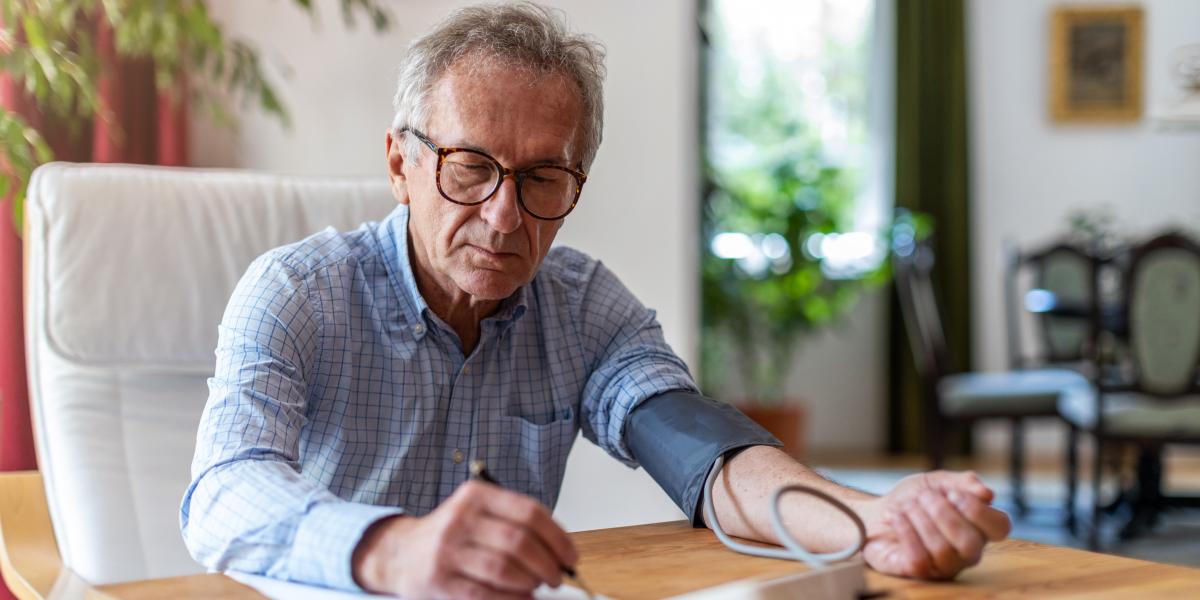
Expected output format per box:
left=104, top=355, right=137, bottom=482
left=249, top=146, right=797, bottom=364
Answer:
left=783, top=292, right=887, bottom=452
left=193, top=0, right=697, bottom=530
left=968, top=0, right=1200, bottom=455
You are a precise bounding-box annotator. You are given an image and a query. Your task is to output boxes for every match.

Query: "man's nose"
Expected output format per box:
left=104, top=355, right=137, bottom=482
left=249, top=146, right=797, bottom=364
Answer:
left=480, top=174, right=523, bottom=234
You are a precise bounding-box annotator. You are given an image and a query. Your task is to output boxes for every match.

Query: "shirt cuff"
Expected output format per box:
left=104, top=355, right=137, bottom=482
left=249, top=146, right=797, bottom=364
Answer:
left=286, top=501, right=405, bottom=591
left=625, top=390, right=782, bottom=527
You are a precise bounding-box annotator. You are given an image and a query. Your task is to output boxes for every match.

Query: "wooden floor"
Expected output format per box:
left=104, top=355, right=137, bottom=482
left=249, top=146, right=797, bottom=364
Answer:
left=809, top=448, right=1200, bottom=490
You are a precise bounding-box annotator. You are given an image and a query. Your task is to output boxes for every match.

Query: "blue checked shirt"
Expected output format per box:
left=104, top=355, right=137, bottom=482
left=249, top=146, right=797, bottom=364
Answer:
left=180, top=204, right=698, bottom=590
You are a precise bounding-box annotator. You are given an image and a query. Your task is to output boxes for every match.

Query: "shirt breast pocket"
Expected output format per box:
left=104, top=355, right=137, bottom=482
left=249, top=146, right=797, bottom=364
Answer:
left=490, top=405, right=579, bottom=508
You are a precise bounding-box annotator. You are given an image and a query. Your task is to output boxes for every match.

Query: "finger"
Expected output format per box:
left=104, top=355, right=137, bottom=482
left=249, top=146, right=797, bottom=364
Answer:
left=948, top=489, right=1012, bottom=541
left=475, top=484, right=578, bottom=568
left=473, top=513, right=564, bottom=587
left=903, top=500, right=963, bottom=579
left=443, top=574, right=535, bottom=600
left=919, top=491, right=984, bottom=567
left=886, top=509, right=938, bottom=579
left=456, top=544, right=540, bottom=594
left=931, top=471, right=993, bottom=503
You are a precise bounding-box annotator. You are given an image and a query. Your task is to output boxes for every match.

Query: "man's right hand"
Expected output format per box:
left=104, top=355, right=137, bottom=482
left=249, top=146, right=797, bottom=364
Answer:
left=352, top=480, right=578, bottom=599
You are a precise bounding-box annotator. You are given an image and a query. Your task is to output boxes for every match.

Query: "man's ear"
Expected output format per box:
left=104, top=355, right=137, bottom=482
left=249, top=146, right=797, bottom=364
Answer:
left=386, top=129, right=410, bottom=206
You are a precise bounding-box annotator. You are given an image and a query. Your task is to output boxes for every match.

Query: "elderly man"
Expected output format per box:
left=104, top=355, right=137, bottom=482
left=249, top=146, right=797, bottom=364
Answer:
left=181, top=3, right=1010, bottom=599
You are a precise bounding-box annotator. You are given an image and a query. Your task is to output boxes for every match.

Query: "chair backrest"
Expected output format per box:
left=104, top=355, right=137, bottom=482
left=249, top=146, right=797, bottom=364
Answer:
left=1123, top=232, right=1200, bottom=398
left=893, top=238, right=949, bottom=384
left=24, top=163, right=395, bottom=584
left=1006, top=242, right=1097, bottom=367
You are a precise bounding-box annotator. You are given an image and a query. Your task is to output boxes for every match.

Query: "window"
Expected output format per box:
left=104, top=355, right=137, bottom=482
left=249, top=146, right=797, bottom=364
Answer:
left=699, top=0, right=891, bottom=398
left=703, top=0, right=889, bottom=279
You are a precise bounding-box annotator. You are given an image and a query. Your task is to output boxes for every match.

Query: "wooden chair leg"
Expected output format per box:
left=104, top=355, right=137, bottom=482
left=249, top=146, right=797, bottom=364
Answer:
left=928, top=416, right=946, bottom=470
left=1119, top=445, right=1165, bottom=541
left=1010, top=417, right=1027, bottom=517
left=0, top=471, right=90, bottom=600
left=1089, top=437, right=1104, bottom=550
left=1065, top=425, right=1078, bottom=533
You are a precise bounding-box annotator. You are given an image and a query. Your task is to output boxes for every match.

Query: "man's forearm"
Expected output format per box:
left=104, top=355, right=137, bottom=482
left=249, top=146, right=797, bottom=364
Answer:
left=706, top=445, right=882, bottom=553
left=181, top=457, right=402, bottom=590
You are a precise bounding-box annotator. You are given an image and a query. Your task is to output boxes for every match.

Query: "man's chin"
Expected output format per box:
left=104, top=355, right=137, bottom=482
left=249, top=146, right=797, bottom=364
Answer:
left=455, top=270, right=525, bottom=301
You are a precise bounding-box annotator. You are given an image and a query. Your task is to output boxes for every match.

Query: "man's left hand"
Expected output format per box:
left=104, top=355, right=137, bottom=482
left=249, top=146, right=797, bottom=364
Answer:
left=860, top=470, right=1012, bottom=580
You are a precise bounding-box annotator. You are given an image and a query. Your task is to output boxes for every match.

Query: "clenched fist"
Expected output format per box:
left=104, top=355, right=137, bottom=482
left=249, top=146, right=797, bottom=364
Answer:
left=863, top=470, right=1012, bottom=580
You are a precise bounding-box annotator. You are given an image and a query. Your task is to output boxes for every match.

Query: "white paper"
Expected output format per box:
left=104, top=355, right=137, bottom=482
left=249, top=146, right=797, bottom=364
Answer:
left=227, top=571, right=604, bottom=599
left=228, top=572, right=387, bottom=600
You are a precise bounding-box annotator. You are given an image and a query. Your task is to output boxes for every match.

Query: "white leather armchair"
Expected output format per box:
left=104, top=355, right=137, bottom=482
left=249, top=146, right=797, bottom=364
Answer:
left=12, top=162, right=395, bottom=593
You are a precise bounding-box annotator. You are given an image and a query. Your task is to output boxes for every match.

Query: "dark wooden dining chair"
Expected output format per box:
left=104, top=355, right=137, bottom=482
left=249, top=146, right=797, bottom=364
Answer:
left=895, top=238, right=1092, bottom=515
left=1004, top=241, right=1099, bottom=371
left=1060, top=231, right=1200, bottom=548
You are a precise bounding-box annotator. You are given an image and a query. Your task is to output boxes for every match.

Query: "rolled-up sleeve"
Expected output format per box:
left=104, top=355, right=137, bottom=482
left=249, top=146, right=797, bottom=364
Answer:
left=574, top=262, right=781, bottom=523
left=577, top=262, right=700, bottom=465
left=179, top=256, right=402, bottom=591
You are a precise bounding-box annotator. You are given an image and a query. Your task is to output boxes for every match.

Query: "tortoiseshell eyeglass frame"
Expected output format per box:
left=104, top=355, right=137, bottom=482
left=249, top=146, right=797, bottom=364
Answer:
left=401, top=127, right=588, bottom=221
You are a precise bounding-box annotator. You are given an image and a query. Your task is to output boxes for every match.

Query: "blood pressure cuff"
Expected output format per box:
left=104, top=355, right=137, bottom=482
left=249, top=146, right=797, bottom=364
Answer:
left=625, top=390, right=783, bottom=527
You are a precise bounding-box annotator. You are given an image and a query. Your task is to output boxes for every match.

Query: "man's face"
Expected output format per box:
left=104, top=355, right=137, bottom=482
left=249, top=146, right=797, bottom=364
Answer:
left=387, top=58, right=585, bottom=302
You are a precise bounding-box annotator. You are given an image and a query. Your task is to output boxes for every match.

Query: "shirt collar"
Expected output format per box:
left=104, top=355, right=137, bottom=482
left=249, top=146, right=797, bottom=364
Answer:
left=488, top=283, right=529, bottom=327
left=382, top=205, right=432, bottom=329
left=381, top=205, right=530, bottom=337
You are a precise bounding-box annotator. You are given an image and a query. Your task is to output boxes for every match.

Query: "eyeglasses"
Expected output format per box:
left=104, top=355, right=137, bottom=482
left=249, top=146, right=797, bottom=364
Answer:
left=401, top=128, right=587, bottom=221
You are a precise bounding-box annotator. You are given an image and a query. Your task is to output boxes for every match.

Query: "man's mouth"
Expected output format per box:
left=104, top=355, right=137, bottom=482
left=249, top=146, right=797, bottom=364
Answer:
left=468, top=244, right=517, bottom=258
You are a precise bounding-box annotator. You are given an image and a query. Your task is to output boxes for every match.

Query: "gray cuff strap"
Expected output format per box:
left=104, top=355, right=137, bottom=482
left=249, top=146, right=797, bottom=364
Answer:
left=626, top=390, right=783, bottom=527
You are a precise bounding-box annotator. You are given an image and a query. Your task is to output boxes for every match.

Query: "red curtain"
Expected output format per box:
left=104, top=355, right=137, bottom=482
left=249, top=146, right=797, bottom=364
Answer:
left=0, top=16, right=187, bottom=598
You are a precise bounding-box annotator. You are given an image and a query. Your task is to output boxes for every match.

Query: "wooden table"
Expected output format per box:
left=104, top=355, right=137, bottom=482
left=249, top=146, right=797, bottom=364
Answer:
left=91, top=521, right=1200, bottom=599
left=571, top=521, right=1200, bottom=598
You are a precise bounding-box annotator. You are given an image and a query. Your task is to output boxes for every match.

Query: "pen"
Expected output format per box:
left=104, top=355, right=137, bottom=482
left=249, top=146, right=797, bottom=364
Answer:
left=469, top=460, right=596, bottom=599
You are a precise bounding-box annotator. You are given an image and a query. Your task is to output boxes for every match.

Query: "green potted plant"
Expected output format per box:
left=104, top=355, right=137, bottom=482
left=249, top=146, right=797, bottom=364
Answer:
left=699, top=2, right=900, bottom=457
left=0, top=0, right=390, bottom=230
left=700, top=156, right=890, bottom=458
left=699, top=48, right=892, bottom=457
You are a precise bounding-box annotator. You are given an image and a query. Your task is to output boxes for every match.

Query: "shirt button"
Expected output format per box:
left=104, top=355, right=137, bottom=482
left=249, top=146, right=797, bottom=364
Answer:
left=413, top=323, right=426, bottom=335
left=461, top=365, right=471, bottom=375
left=452, top=449, right=464, bottom=464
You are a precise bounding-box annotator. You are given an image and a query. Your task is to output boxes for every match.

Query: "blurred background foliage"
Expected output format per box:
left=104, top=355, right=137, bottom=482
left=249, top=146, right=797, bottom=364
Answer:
left=700, top=0, right=890, bottom=403
left=0, top=0, right=389, bottom=231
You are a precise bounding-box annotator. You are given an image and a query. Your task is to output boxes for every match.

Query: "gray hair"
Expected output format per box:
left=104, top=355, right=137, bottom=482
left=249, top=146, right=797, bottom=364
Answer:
left=391, top=2, right=607, bottom=169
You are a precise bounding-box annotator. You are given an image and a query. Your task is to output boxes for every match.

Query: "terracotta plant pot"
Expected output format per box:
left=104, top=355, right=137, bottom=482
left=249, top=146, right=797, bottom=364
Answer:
left=735, top=402, right=808, bottom=460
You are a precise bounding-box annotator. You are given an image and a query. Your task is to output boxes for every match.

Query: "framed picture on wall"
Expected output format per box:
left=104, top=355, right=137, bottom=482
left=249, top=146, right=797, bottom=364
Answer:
left=1050, top=5, right=1144, bottom=122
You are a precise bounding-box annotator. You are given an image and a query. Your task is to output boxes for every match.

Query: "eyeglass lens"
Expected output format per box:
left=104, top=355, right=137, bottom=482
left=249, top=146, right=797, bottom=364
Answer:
left=440, top=151, right=577, bottom=219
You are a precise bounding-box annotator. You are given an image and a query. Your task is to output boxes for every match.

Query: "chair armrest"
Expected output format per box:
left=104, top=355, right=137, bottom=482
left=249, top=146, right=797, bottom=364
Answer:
left=0, top=471, right=89, bottom=600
